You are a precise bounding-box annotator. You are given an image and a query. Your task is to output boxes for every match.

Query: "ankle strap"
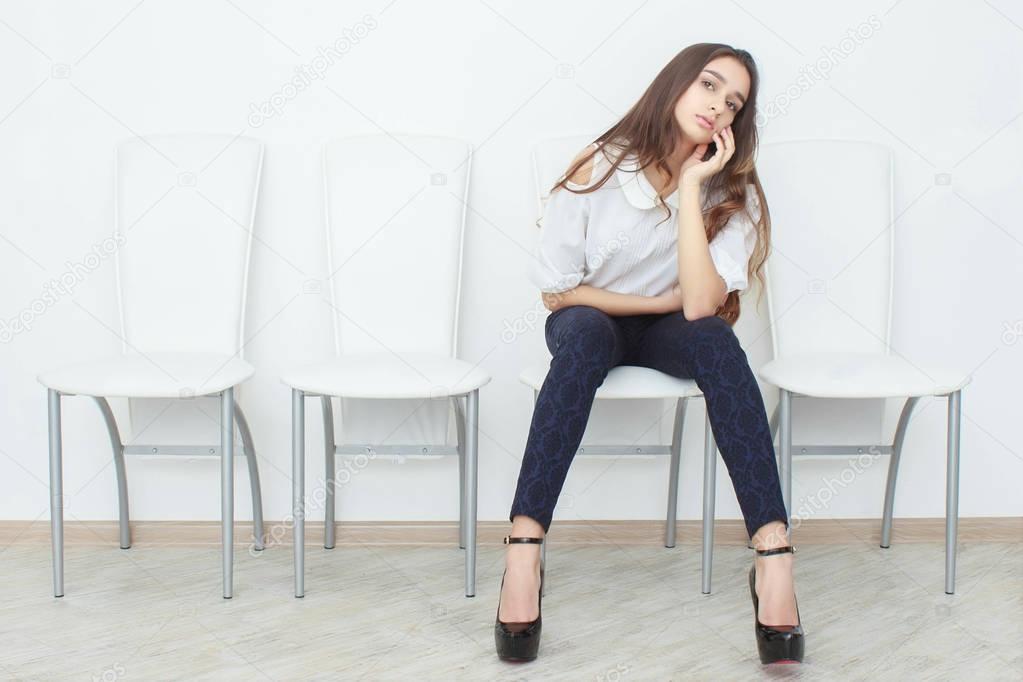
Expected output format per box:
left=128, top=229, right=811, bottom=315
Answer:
left=503, top=535, right=543, bottom=545
left=754, top=545, right=794, bottom=556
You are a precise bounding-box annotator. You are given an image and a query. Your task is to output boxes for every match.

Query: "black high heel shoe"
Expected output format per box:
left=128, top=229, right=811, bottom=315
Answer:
left=494, top=535, right=544, bottom=662
left=749, top=545, right=805, bottom=664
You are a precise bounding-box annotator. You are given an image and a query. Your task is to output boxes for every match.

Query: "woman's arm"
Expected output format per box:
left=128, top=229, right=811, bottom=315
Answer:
left=541, top=284, right=682, bottom=316
left=676, top=184, right=728, bottom=319
left=676, top=127, right=738, bottom=320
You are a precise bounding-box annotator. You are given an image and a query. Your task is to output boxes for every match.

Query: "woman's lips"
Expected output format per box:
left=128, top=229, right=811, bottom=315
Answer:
left=695, top=114, right=714, bottom=130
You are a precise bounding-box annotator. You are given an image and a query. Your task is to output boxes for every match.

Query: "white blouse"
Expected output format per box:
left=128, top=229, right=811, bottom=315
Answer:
left=528, top=141, right=761, bottom=297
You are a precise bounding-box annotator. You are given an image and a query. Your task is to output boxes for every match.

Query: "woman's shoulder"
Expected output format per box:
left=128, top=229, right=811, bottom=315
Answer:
left=563, top=143, right=598, bottom=187
left=563, top=142, right=618, bottom=189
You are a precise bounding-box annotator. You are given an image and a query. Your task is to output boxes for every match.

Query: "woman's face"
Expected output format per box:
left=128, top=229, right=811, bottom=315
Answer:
left=674, top=56, right=751, bottom=140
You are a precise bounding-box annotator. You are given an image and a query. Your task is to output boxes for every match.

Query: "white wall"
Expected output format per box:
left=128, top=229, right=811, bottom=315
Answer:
left=2, top=0, right=1020, bottom=529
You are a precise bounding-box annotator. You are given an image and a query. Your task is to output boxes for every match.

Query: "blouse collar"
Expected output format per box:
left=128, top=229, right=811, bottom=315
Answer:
left=604, top=142, right=709, bottom=211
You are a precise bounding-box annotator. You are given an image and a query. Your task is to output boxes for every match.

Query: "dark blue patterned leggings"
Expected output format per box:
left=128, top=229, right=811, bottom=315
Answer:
left=509, top=304, right=789, bottom=540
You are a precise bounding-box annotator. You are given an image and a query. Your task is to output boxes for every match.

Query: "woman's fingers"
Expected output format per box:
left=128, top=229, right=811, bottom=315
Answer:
left=718, top=126, right=734, bottom=167
left=689, top=127, right=735, bottom=180
left=712, top=132, right=726, bottom=169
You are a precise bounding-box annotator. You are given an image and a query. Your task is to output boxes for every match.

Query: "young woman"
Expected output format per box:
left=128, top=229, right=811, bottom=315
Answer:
left=494, top=43, right=805, bottom=665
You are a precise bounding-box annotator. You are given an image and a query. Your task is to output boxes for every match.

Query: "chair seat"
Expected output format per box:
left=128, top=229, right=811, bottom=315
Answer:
left=519, top=362, right=702, bottom=399
left=281, top=352, right=492, bottom=398
left=37, top=352, right=254, bottom=398
left=759, top=351, right=971, bottom=398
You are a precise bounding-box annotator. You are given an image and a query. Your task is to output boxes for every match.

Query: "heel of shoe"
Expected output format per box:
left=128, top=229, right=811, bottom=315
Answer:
left=495, top=535, right=544, bottom=662
left=749, top=545, right=805, bottom=664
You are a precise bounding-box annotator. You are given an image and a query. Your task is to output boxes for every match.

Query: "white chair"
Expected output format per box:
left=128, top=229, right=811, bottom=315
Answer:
left=520, top=136, right=722, bottom=594
left=37, top=133, right=266, bottom=599
left=282, top=134, right=491, bottom=598
left=753, top=139, right=970, bottom=593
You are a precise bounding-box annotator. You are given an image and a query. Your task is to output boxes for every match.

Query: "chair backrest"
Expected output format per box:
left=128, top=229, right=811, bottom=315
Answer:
left=756, top=140, right=894, bottom=359
left=114, top=133, right=263, bottom=357
left=322, top=134, right=471, bottom=358
left=531, top=135, right=597, bottom=217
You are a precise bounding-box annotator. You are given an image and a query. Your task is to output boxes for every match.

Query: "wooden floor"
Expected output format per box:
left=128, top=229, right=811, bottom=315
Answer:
left=2, top=525, right=1020, bottom=680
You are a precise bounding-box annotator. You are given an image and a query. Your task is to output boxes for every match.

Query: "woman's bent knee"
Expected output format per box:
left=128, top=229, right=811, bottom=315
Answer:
left=688, top=314, right=737, bottom=341
left=546, top=305, right=620, bottom=363
left=689, top=313, right=730, bottom=331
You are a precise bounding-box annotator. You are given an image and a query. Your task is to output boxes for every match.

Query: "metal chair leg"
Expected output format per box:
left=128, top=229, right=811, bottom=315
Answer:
left=464, top=389, right=479, bottom=597
left=93, top=397, right=130, bottom=550
left=945, top=390, right=962, bottom=594
left=778, top=389, right=792, bottom=541
left=768, top=402, right=779, bottom=441
left=221, top=387, right=235, bottom=599
left=320, top=396, right=336, bottom=550
left=701, top=407, right=717, bottom=594
left=47, top=389, right=64, bottom=598
left=234, top=404, right=264, bottom=552
left=880, top=396, right=920, bottom=548
left=293, top=389, right=305, bottom=598
left=452, top=396, right=466, bottom=550
left=665, top=398, right=687, bottom=548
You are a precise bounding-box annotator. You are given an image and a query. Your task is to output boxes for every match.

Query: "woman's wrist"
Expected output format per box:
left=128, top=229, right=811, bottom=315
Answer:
left=644, top=292, right=674, bottom=314
left=678, top=179, right=702, bottom=203
left=642, top=295, right=663, bottom=314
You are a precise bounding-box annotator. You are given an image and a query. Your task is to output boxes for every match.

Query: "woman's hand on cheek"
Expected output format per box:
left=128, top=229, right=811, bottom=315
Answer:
left=679, top=142, right=709, bottom=184
left=681, top=125, right=735, bottom=187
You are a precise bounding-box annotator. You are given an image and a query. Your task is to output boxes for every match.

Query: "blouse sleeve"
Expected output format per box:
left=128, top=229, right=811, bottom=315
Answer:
left=528, top=187, right=590, bottom=293
left=707, top=188, right=761, bottom=293
left=528, top=146, right=603, bottom=293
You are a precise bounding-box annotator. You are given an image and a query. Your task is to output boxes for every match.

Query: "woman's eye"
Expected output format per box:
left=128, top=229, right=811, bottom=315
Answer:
left=704, top=80, right=737, bottom=111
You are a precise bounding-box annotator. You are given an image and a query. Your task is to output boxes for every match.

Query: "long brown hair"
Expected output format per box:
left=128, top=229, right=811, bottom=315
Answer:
left=547, top=43, right=770, bottom=326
